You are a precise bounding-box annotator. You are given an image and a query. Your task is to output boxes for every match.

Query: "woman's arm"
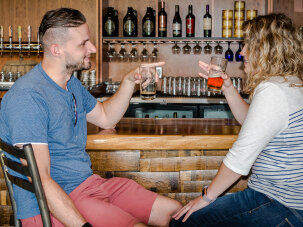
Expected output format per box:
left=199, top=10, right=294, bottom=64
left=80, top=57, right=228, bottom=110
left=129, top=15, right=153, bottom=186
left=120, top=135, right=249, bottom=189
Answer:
left=198, top=61, right=249, bottom=125
left=174, top=81, right=289, bottom=222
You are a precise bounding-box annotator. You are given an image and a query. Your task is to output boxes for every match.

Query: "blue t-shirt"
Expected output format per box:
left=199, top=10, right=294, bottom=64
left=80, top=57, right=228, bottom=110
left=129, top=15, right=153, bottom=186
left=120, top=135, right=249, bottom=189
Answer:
left=0, top=63, right=97, bottom=219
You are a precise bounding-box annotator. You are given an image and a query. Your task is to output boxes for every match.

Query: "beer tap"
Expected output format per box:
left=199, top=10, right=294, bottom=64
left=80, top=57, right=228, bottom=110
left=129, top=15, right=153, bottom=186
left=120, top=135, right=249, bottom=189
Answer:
left=0, top=26, right=3, bottom=56
left=9, top=25, right=13, bottom=57
left=37, top=27, right=40, bottom=56
left=18, top=25, right=22, bottom=56
left=27, top=25, right=31, bottom=56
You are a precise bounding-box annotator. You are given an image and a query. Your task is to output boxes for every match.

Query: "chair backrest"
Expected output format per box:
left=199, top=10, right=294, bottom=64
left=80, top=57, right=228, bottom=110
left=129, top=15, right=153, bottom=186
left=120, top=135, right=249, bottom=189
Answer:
left=0, top=138, right=51, bottom=227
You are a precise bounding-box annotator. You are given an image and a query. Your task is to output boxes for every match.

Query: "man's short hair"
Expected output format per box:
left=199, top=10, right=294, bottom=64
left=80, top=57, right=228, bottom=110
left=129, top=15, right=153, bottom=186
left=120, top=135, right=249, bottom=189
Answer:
left=39, top=8, right=86, bottom=47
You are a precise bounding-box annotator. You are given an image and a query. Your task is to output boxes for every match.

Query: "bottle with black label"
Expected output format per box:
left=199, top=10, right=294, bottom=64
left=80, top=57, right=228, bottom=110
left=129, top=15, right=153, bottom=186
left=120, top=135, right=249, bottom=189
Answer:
left=158, top=1, right=167, bottom=37
left=142, top=7, right=155, bottom=37
left=203, top=4, right=212, bottom=37
left=123, top=7, right=138, bottom=37
left=172, top=5, right=182, bottom=37
left=103, top=7, right=118, bottom=37
left=186, top=5, right=195, bottom=37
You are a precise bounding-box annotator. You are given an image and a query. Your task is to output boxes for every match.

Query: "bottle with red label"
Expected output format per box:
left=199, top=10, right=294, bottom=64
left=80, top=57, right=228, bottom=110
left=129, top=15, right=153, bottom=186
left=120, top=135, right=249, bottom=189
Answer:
left=186, top=4, right=195, bottom=37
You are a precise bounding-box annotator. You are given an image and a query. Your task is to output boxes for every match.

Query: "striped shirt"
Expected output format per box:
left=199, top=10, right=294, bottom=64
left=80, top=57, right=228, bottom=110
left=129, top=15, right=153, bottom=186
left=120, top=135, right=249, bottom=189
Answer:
left=224, top=76, right=303, bottom=210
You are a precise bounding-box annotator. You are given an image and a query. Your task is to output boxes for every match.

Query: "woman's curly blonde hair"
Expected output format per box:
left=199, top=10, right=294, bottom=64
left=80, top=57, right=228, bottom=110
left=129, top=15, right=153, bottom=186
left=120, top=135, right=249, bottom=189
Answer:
left=242, top=13, right=303, bottom=96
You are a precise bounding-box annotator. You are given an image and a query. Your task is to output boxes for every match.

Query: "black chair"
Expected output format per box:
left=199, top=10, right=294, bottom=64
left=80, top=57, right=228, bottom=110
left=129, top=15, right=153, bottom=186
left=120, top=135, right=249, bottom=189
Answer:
left=0, top=138, right=51, bottom=227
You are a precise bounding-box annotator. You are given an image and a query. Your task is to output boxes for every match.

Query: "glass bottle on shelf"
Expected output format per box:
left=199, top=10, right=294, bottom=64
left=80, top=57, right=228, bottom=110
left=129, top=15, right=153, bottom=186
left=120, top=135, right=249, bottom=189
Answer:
left=103, top=7, right=118, bottom=37
left=158, top=1, right=167, bottom=37
left=225, top=41, right=234, bottom=62
left=203, top=4, right=212, bottom=37
left=113, top=9, right=119, bottom=36
left=186, top=5, right=195, bottom=37
left=172, top=5, right=182, bottom=37
left=123, top=7, right=138, bottom=37
left=235, top=42, right=243, bottom=61
left=142, top=7, right=155, bottom=37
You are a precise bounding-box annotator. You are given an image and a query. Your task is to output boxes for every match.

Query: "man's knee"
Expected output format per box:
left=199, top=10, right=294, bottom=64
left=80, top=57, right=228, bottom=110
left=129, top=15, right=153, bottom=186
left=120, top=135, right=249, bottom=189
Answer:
left=152, top=198, right=182, bottom=227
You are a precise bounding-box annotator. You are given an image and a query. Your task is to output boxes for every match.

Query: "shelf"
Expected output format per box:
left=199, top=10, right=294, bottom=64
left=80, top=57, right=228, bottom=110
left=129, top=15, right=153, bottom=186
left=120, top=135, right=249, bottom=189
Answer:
left=103, top=37, right=243, bottom=44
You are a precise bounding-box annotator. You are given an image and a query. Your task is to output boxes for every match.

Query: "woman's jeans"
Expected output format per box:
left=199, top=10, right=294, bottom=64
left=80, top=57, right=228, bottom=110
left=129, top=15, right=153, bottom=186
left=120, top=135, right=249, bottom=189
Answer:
left=171, top=188, right=303, bottom=227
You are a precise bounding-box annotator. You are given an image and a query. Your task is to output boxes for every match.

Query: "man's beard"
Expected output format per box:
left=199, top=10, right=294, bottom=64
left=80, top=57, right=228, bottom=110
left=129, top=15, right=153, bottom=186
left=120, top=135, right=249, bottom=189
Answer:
left=65, top=53, right=91, bottom=74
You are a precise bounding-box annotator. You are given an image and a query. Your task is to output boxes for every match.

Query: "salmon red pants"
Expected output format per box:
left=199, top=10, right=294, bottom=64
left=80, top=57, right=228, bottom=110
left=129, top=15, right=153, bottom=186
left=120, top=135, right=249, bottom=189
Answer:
left=21, top=174, right=157, bottom=227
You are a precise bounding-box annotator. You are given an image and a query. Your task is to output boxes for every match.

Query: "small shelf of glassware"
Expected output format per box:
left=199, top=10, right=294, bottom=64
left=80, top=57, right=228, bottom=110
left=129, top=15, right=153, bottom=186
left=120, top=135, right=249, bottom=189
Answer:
left=102, top=37, right=243, bottom=62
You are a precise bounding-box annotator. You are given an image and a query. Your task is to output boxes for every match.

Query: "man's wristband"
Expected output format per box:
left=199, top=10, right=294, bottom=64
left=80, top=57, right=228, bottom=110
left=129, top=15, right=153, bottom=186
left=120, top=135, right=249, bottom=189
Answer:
left=82, top=222, right=93, bottom=227
left=201, top=186, right=216, bottom=204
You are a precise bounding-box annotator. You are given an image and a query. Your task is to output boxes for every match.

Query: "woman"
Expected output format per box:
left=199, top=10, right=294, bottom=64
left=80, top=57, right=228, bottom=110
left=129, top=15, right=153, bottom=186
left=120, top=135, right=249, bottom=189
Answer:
left=171, top=13, right=303, bottom=226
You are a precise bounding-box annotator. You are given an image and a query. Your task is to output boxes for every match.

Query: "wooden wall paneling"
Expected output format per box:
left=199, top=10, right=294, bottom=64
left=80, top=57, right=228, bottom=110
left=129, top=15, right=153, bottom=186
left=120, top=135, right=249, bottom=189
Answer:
left=140, top=156, right=224, bottom=172
left=202, top=149, right=229, bottom=156
left=140, top=150, right=207, bottom=159
left=181, top=179, right=248, bottom=193
left=0, top=91, right=6, bottom=99
left=0, top=205, right=13, bottom=226
left=181, top=180, right=212, bottom=193
left=95, top=171, right=180, bottom=193
left=0, top=190, right=10, bottom=206
left=89, top=151, right=140, bottom=171
left=163, top=192, right=201, bottom=205
left=0, top=179, right=7, bottom=191
left=272, top=0, right=303, bottom=26
left=140, top=150, right=228, bottom=158
left=180, top=170, right=218, bottom=181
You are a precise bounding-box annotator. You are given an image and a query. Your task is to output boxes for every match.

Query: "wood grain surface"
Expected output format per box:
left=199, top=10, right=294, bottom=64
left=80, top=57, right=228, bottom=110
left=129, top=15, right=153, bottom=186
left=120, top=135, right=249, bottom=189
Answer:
left=87, top=118, right=241, bottom=150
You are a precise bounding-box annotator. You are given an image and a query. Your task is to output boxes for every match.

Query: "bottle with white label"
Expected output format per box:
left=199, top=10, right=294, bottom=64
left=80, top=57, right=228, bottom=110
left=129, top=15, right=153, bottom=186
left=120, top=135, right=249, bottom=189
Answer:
left=203, top=4, right=212, bottom=37
left=172, top=5, right=182, bottom=37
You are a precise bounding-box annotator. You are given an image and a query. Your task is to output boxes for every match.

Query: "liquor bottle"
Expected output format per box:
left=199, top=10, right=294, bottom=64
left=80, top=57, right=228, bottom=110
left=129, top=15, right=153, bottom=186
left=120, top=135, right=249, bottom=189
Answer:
left=103, top=7, right=118, bottom=37
left=158, top=1, right=167, bottom=37
left=203, top=4, right=212, bottom=37
left=123, top=7, right=138, bottom=37
left=235, top=42, right=243, bottom=61
left=142, top=7, right=155, bottom=37
left=172, top=5, right=182, bottom=37
left=113, top=9, right=119, bottom=36
left=186, top=5, right=195, bottom=37
left=225, top=42, right=234, bottom=62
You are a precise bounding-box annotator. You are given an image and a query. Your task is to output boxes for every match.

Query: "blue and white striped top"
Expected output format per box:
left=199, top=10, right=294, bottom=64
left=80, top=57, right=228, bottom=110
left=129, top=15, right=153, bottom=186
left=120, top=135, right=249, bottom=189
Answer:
left=224, top=76, right=303, bottom=210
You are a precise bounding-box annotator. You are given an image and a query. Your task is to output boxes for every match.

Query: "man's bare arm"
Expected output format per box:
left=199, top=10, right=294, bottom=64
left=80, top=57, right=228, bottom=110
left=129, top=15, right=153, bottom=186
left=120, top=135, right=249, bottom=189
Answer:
left=30, top=144, right=86, bottom=227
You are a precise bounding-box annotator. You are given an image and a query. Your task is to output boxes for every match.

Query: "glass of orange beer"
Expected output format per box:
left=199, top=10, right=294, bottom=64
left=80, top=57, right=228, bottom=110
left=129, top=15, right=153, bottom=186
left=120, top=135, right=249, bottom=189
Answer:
left=207, top=56, right=228, bottom=92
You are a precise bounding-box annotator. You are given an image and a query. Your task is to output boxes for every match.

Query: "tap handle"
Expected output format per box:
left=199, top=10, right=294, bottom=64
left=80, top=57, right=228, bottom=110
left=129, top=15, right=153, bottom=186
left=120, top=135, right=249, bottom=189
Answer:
left=0, top=26, right=3, bottom=39
left=9, top=25, right=12, bottom=38
left=28, top=25, right=31, bottom=39
left=37, top=27, right=40, bottom=44
left=18, top=26, right=22, bottom=39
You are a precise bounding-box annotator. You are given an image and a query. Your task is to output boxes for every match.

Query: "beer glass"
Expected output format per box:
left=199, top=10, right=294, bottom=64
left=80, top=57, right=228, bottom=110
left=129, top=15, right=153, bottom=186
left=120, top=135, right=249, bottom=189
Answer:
left=207, top=56, right=228, bottom=92
left=139, top=65, right=156, bottom=100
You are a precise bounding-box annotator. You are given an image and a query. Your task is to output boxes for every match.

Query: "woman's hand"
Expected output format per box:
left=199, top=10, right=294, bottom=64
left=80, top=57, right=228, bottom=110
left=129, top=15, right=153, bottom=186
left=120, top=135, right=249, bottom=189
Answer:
left=172, top=196, right=210, bottom=223
left=198, top=61, right=233, bottom=91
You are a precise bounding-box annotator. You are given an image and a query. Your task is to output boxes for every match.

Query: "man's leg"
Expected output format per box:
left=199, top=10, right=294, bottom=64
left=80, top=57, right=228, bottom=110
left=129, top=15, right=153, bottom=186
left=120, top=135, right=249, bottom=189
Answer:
left=148, top=194, right=182, bottom=227
left=101, top=177, right=182, bottom=227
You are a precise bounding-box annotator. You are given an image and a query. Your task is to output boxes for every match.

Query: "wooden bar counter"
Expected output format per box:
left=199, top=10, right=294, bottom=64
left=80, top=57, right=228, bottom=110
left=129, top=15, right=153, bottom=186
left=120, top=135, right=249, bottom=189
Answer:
left=86, top=118, right=247, bottom=206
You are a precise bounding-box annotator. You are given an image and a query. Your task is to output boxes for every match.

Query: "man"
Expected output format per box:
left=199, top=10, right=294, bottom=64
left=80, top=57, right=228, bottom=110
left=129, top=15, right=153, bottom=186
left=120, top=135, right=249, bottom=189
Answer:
left=0, top=8, right=181, bottom=227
